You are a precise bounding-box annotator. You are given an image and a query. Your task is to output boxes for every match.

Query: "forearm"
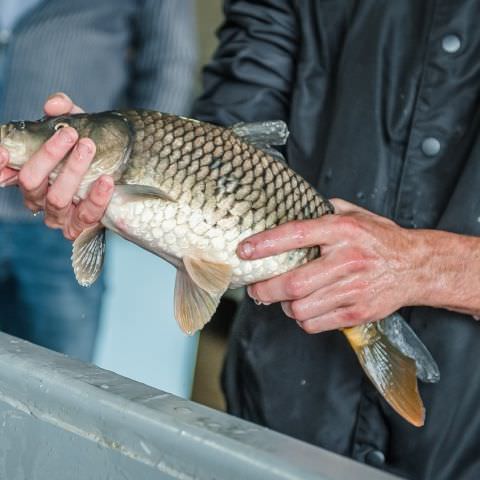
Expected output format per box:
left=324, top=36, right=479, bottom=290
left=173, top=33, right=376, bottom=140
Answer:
left=409, top=229, right=480, bottom=317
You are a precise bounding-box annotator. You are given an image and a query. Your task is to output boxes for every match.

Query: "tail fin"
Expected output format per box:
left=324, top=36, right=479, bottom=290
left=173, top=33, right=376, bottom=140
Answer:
left=378, top=313, right=440, bottom=383
left=343, top=322, right=426, bottom=427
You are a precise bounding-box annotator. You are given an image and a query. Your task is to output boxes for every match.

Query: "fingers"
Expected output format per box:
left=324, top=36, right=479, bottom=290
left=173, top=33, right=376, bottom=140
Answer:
left=248, top=241, right=372, bottom=304
left=294, top=310, right=359, bottom=334
left=247, top=257, right=333, bottom=304
left=279, top=276, right=367, bottom=321
left=44, top=138, right=96, bottom=227
left=64, top=175, right=114, bottom=240
left=238, top=217, right=342, bottom=260
left=279, top=281, right=370, bottom=334
left=0, top=147, right=18, bottom=186
left=18, top=126, right=78, bottom=212
left=44, top=92, right=84, bottom=116
left=19, top=127, right=78, bottom=191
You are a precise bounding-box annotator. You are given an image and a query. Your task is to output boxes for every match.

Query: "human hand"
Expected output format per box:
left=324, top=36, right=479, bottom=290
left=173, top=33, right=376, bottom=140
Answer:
left=0, top=92, right=114, bottom=240
left=238, top=199, right=423, bottom=334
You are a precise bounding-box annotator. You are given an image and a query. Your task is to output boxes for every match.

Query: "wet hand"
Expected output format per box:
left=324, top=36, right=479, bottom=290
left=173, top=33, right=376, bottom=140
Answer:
left=0, top=92, right=114, bottom=240
left=238, top=199, right=422, bottom=334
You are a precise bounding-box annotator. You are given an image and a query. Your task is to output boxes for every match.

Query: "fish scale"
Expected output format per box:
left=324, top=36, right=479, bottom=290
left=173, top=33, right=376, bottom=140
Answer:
left=121, top=110, right=331, bottom=228
left=0, top=109, right=440, bottom=427
left=104, top=110, right=333, bottom=287
left=107, top=186, right=312, bottom=288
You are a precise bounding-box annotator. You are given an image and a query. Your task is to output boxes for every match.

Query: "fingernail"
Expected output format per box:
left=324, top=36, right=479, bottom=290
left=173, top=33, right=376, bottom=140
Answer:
left=98, top=177, right=113, bottom=193
left=77, top=140, right=92, bottom=159
left=239, top=241, right=254, bottom=258
left=246, top=286, right=253, bottom=298
left=47, top=92, right=69, bottom=103
left=57, top=127, right=76, bottom=144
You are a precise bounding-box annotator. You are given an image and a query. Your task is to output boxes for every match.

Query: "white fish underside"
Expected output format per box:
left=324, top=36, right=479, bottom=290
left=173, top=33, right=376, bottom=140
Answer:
left=103, top=191, right=310, bottom=289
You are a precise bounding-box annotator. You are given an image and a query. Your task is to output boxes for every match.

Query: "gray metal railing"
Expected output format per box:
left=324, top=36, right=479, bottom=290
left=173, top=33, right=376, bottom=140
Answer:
left=0, top=333, right=402, bottom=480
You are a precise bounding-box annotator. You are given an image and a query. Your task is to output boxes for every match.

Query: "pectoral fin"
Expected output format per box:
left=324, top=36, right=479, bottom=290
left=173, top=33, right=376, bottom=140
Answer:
left=114, top=184, right=176, bottom=202
left=174, top=270, right=222, bottom=335
left=343, top=323, right=425, bottom=427
left=183, top=256, right=232, bottom=295
left=72, top=225, right=106, bottom=287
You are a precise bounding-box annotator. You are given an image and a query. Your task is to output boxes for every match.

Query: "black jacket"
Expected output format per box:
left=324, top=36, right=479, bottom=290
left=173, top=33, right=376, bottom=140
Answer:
left=193, top=1, right=480, bottom=479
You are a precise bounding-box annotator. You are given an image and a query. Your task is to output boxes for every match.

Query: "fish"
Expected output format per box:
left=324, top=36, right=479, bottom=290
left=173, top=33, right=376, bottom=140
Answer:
left=0, top=110, right=440, bottom=426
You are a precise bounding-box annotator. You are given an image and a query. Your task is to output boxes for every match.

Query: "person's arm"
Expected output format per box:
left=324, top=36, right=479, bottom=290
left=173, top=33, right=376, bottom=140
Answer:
left=128, top=0, right=197, bottom=115
left=239, top=198, right=480, bottom=333
left=193, top=0, right=299, bottom=125
left=0, top=93, right=113, bottom=240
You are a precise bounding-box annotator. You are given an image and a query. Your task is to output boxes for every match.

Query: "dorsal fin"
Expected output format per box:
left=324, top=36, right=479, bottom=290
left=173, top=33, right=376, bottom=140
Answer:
left=231, top=120, right=289, bottom=162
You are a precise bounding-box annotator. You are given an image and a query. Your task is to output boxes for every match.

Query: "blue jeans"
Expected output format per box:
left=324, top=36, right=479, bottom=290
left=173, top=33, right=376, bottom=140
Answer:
left=0, top=221, right=104, bottom=361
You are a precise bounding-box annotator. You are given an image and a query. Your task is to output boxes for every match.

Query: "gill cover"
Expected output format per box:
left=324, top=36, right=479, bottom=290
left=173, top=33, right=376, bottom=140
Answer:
left=62, top=111, right=134, bottom=197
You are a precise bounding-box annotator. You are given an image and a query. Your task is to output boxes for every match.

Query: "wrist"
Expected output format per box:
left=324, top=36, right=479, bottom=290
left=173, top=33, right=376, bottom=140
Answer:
left=399, top=228, right=436, bottom=307
left=403, top=228, right=480, bottom=315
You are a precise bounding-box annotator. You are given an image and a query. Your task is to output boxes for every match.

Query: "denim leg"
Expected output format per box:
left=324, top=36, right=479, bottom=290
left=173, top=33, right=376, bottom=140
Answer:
left=4, top=222, right=105, bottom=361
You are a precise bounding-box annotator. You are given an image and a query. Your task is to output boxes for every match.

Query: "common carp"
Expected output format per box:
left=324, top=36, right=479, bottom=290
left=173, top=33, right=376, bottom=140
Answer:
left=0, top=110, right=439, bottom=426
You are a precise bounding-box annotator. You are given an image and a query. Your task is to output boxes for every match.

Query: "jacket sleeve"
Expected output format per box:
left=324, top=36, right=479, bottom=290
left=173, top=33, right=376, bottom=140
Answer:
left=192, top=0, right=298, bottom=126
left=128, top=0, right=198, bottom=115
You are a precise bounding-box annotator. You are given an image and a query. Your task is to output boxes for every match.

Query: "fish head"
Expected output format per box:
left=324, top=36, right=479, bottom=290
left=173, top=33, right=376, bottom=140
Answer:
left=0, top=112, right=133, bottom=180
left=0, top=119, right=49, bottom=169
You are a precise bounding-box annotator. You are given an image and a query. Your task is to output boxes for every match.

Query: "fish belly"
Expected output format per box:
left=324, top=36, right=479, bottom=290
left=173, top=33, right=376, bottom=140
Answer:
left=103, top=195, right=308, bottom=288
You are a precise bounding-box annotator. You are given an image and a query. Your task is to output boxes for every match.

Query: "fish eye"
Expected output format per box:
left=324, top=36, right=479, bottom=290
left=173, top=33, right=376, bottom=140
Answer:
left=54, top=122, right=69, bottom=131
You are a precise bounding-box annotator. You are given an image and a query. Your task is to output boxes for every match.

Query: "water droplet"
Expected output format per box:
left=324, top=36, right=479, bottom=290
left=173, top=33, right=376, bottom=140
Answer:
left=476, top=216, right=480, bottom=223
left=100, top=384, right=110, bottom=390
left=323, top=169, right=333, bottom=183
left=356, top=191, right=365, bottom=200
left=300, top=379, right=307, bottom=386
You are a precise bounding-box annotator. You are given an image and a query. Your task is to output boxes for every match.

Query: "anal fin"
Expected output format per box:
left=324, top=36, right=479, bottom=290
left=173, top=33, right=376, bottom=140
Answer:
left=174, top=270, right=222, bottom=335
left=343, top=323, right=425, bottom=427
left=72, top=225, right=106, bottom=286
